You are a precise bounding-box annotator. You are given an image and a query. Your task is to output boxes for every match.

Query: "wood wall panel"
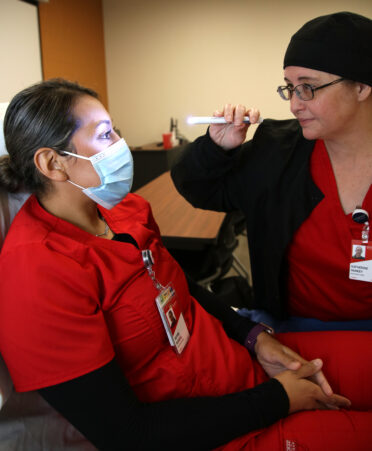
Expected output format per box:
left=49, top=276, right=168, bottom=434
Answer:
left=38, top=0, right=108, bottom=108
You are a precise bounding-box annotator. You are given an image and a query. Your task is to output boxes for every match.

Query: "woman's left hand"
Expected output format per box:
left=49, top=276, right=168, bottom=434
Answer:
left=255, top=331, right=333, bottom=396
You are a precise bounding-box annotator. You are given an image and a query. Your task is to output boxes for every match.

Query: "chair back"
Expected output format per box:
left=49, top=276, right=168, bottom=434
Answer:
left=0, top=102, right=28, bottom=408
left=0, top=103, right=30, bottom=249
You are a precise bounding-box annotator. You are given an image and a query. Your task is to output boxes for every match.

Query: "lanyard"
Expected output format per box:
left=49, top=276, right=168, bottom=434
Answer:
left=142, top=250, right=191, bottom=353
left=362, top=223, right=370, bottom=243
left=142, top=249, right=165, bottom=291
left=352, top=208, right=370, bottom=243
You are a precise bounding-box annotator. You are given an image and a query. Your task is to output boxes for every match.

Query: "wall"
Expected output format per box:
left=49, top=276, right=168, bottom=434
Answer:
left=102, top=0, right=372, bottom=146
left=0, top=0, right=42, bottom=102
left=38, top=0, right=108, bottom=107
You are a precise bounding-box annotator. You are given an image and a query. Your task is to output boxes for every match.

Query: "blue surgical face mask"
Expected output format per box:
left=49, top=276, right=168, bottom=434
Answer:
left=63, top=138, right=133, bottom=209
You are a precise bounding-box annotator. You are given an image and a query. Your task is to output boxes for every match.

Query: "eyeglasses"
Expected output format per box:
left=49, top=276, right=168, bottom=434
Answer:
left=277, top=78, right=345, bottom=101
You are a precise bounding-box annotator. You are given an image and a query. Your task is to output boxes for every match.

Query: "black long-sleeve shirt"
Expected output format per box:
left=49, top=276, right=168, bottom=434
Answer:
left=171, top=120, right=323, bottom=319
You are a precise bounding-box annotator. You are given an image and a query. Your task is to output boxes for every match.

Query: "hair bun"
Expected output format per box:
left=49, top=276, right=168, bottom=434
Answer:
left=0, top=155, right=23, bottom=193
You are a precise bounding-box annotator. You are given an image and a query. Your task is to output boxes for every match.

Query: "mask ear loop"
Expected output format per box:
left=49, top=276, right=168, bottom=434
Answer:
left=63, top=151, right=90, bottom=160
left=352, top=208, right=369, bottom=243
left=62, top=151, right=91, bottom=190
left=67, top=179, right=86, bottom=190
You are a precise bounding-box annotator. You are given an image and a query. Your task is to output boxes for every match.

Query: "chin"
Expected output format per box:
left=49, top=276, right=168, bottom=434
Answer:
left=299, top=125, right=322, bottom=141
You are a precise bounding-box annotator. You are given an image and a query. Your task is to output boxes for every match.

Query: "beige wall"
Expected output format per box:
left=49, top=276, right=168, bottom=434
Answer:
left=102, top=0, right=372, bottom=147
left=0, top=0, right=42, bottom=102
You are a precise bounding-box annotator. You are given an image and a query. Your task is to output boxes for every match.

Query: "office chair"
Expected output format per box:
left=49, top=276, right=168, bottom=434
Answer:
left=166, top=211, right=253, bottom=307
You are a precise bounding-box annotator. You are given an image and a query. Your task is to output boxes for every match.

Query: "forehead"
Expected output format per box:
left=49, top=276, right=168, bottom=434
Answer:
left=72, top=95, right=111, bottom=129
left=284, top=66, right=334, bottom=82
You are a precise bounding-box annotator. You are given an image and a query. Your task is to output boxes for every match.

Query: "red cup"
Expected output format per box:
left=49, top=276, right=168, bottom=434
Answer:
left=162, top=132, right=173, bottom=149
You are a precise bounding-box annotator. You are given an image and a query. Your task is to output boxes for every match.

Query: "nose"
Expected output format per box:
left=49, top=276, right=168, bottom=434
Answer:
left=112, top=130, right=121, bottom=142
left=289, top=92, right=305, bottom=116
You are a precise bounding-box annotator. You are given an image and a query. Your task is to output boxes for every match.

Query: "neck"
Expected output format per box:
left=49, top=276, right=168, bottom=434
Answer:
left=39, top=187, right=106, bottom=236
left=325, top=104, right=372, bottom=159
left=96, top=212, right=110, bottom=237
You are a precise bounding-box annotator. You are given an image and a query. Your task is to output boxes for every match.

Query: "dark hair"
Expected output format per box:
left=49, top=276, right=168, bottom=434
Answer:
left=0, top=78, right=98, bottom=194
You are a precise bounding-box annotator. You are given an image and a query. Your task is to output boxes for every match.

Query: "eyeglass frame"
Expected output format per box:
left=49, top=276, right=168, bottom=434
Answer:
left=277, top=78, right=345, bottom=101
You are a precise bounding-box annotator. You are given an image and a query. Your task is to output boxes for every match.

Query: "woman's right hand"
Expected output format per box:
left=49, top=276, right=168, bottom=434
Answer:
left=274, top=359, right=351, bottom=414
left=209, top=104, right=260, bottom=151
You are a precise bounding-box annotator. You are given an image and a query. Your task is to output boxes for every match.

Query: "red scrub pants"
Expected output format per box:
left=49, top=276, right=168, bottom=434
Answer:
left=219, top=331, right=372, bottom=451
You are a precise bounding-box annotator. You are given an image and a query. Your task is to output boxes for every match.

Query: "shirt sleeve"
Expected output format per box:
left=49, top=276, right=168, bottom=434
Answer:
left=0, top=242, right=115, bottom=392
left=39, top=358, right=289, bottom=451
left=171, top=130, right=245, bottom=212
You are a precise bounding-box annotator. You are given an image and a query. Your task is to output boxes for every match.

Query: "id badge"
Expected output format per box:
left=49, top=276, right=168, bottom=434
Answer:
left=155, top=283, right=190, bottom=354
left=349, top=239, right=372, bottom=282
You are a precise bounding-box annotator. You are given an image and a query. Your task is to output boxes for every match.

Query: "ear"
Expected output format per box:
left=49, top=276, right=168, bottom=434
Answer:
left=34, top=148, right=68, bottom=182
left=356, top=83, right=371, bottom=102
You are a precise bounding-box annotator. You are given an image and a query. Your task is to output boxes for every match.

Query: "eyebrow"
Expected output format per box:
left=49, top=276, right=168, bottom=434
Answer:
left=284, top=76, right=320, bottom=84
left=95, top=120, right=111, bottom=129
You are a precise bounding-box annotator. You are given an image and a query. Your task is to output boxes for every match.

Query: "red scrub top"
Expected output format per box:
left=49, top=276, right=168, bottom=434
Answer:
left=287, top=140, right=372, bottom=321
left=0, top=194, right=254, bottom=402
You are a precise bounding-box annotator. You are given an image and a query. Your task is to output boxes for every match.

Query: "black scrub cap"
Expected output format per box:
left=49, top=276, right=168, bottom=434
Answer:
left=283, top=11, right=372, bottom=86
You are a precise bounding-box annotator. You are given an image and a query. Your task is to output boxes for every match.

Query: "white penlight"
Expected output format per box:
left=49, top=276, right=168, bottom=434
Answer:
left=186, top=116, right=263, bottom=125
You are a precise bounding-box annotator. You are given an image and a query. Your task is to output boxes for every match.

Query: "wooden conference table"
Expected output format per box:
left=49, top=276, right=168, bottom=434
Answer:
left=135, top=171, right=226, bottom=249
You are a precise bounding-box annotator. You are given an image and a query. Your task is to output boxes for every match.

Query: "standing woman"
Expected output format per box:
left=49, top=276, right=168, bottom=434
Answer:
left=172, top=11, right=372, bottom=332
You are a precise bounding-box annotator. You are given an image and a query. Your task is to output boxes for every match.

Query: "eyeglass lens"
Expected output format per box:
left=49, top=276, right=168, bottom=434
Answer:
left=278, top=84, right=313, bottom=101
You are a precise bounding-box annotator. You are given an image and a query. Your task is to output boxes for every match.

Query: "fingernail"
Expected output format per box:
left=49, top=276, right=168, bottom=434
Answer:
left=312, top=359, right=322, bottom=366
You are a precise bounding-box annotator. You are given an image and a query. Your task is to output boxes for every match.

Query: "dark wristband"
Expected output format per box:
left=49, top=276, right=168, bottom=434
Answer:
left=244, top=323, right=274, bottom=354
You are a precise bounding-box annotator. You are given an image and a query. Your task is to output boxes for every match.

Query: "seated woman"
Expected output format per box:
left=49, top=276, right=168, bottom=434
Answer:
left=0, top=79, right=371, bottom=450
